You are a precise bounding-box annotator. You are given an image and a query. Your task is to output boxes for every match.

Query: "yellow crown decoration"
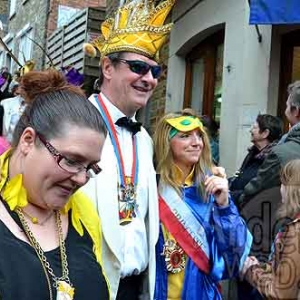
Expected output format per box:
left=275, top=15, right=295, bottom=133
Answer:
left=83, top=0, right=175, bottom=61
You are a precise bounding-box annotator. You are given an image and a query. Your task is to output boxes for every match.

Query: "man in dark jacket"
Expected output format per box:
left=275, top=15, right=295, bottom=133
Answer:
left=230, top=114, right=282, bottom=203
left=239, top=81, right=300, bottom=204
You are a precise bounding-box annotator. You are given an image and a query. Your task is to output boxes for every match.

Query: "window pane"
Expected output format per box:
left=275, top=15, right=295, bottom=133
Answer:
left=18, top=29, right=33, bottom=65
left=292, top=46, right=300, bottom=82
left=10, top=0, right=16, bottom=15
left=5, top=40, right=13, bottom=72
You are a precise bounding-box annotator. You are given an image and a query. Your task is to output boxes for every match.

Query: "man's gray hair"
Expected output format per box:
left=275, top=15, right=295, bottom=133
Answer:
left=98, top=52, right=125, bottom=87
left=288, top=81, right=300, bottom=108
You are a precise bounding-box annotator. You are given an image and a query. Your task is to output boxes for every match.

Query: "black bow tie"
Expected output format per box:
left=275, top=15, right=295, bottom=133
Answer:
left=115, top=117, right=142, bottom=135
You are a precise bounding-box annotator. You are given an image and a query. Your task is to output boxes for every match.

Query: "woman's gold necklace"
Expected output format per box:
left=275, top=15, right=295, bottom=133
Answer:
left=16, top=208, right=75, bottom=300
left=21, top=209, right=54, bottom=225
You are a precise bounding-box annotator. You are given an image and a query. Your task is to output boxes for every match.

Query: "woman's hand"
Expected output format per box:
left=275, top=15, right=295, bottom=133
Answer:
left=212, top=166, right=227, bottom=179
left=240, top=256, right=260, bottom=277
left=204, top=174, right=229, bottom=206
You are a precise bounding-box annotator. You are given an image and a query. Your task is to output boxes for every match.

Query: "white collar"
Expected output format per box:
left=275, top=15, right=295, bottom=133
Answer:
left=100, top=92, right=137, bottom=123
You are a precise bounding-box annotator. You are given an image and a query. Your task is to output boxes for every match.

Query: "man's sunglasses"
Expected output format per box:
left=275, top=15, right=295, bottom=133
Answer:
left=114, top=58, right=162, bottom=79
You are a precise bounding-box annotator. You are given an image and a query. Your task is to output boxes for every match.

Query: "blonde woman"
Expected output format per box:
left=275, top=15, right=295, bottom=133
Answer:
left=244, top=159, right=300, bottom=300
left=153, top=109, right=252, bottom=300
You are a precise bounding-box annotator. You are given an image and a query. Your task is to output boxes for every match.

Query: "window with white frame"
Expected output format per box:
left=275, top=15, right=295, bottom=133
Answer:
left=3, top=36, right=14, bottom=73
left=0, top=51, right=3, bottom=68
left=10, top=0, right=17, bottom=17
left=17, top=26, right=33, bottom=65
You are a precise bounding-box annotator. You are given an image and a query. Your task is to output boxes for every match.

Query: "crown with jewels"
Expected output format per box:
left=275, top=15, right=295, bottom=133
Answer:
left=83, top=0, right=175, bottom=61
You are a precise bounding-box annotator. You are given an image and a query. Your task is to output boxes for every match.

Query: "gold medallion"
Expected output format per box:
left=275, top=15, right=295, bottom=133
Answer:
left=56, top=281, right=75, bottom=300
left=162, top=239, right=186, bottom=273
left=118, top=176, right=138, bottom=225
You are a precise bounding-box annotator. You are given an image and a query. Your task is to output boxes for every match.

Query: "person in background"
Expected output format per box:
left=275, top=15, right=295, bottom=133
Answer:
left=1, top=90, right=26, bottom=144
left=243, top=159, right=300, bottom=300
left=201, top=115, right=220, bottom=165
left=0, top=70, right=110, bottom=299
left=9, top=71, right=21, bottom=96
left=230, top=114, right=282, bottom=204
left=239, top=82, right=300, bottom=203
left=81, top=0, right=175, bottom=299
left=0, top=105, right=10, bottom=155
left=1, top=69, right=26, bottom=145
left=153, top=109, right=252, bottom=300
left=0, top=69, right=12, bottom=100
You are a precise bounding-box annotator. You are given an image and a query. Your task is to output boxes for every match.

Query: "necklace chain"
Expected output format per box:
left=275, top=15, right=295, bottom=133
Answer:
left=21, top=209, right=54, bottom=226
left=16, top=208, right=72, bottom=299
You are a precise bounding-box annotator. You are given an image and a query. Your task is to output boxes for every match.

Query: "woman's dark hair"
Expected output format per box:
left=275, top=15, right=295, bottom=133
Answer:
left=12, top=70, right=107, bottom=147
left=256, top=114, right=283, bottom=142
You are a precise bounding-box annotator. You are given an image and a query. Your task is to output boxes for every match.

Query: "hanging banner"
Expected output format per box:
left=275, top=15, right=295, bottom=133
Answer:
left=249, top=0, right=300, bottom=25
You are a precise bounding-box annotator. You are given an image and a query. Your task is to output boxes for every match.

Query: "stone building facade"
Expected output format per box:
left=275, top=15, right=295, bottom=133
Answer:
left=166, top=0, right=300, bottom=175
left=6, top=0, right=49, bottom=70
left=0, top=0, right=106, bottom=71
left=0, top=0, right=9, bottom=36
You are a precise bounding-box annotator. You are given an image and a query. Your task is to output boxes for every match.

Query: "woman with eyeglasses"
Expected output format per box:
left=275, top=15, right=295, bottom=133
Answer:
left=0, top=70, right=110, bottom=300
left=153, top=109, right=252, bottom=300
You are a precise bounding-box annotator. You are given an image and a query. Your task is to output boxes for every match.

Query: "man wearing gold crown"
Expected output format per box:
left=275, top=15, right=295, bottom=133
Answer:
left=81, top=0, right=175, bottom=299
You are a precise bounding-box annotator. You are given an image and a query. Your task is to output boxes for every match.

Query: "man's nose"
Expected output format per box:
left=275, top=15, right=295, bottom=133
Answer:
left=141, top=69, right=156, bottom=82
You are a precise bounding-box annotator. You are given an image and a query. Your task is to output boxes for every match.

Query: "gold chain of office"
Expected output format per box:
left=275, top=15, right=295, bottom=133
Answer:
left=16, top=208, right=75, bottom=300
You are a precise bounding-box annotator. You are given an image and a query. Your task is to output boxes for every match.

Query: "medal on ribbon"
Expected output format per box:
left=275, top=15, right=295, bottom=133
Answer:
left=95, top=95, right=139, bottom=225
left=162, top=239, right=186, bottom=273
left=118, top=176, right=138, bottom=225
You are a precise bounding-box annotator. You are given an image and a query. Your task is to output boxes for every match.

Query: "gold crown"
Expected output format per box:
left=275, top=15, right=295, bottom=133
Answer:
left=83, top=0, right=175, bottom=61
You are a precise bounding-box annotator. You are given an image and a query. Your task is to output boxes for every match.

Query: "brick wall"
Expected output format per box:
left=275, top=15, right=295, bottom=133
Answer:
left=149, top=40, right=170, bottom=134
left=47, top=0, right=106, bottom=36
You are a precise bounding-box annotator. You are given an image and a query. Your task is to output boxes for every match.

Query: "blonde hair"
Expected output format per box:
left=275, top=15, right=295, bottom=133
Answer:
left=278, top=159, right=300, bottom=219
left=153, top=108, right=213, bottom=196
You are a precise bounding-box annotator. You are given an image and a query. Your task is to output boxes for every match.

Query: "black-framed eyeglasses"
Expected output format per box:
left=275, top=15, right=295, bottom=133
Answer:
left=114, top=58, right=162, bottom=79
left=38, top=134, right=101, bottom=178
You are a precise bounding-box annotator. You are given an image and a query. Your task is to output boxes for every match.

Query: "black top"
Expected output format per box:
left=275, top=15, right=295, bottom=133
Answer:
left=229, top=144, right=273, bottom=204
left=0, top=210, right=109, bottom=300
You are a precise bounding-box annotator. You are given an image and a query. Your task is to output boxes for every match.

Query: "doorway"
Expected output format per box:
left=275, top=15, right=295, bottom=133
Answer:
left=278, top=29, right=300, bottom=130
left=184, top=30, right=224, bottom=124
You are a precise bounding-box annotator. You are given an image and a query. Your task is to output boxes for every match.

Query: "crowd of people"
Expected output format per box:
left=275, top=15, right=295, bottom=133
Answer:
left=0, top=0, right=300, bottom=300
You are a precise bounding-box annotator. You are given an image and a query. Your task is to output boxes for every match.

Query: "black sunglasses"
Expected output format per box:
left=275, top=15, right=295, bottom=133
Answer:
left=115, top=58, right=162, bottom=79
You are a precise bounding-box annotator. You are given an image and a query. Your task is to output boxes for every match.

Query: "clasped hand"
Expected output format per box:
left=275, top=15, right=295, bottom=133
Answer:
left=240, top=256, right=260, bottom=278
left=204, top=166, right=229, bottom=206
